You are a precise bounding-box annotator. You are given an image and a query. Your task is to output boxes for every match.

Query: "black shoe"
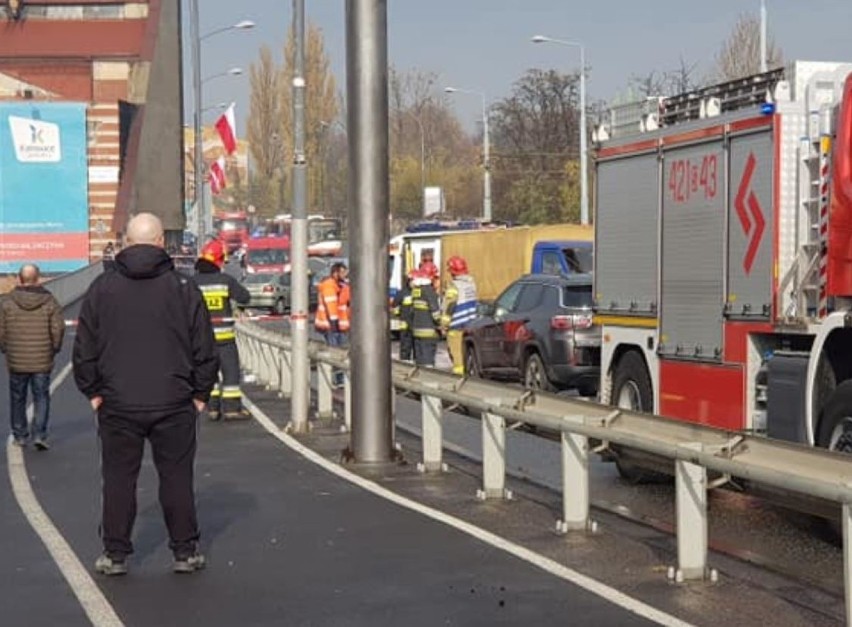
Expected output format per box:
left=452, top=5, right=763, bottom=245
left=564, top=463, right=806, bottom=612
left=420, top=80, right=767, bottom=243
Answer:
left=11, top=437, right=27, bottom=448
left=95, top=554, right=128, bottom=576
left=173, top=552, right=206, bottom=574
left=207, top=409, right=221, bottom=421
left=34, top=438, right=50, bottom=451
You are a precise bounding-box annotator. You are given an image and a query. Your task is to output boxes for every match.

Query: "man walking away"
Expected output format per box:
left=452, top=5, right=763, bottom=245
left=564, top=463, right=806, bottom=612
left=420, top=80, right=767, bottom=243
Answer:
left=73, top=213, right=219, bottom=576
left=0, top=264, right=64, bottom=449
left=441, top=255, right=478, bottom=375
left=315, top=262, right=348, bottom=385
left=193, top=240, right=251, bottom=420
left=410, top=270, right=442, bottom=367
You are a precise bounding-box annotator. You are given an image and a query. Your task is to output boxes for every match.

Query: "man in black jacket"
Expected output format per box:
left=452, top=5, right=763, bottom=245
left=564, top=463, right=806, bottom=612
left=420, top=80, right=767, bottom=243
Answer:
left=73, top=212, right=219, bottom=576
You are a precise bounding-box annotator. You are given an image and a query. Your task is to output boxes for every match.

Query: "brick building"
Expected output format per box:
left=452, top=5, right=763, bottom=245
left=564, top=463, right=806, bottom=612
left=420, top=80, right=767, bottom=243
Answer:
left=0, top=0, right=184, bottom=261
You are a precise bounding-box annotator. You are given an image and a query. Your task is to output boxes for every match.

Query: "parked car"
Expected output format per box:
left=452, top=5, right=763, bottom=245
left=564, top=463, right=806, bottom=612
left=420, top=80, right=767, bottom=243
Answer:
left=242, top=272, right=318, bottom=315
left=463, top=273, right=600, bottom=396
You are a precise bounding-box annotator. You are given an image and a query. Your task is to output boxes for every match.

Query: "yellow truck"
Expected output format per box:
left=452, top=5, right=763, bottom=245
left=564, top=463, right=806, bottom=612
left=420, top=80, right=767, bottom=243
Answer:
left=389, top=224, right=594, bottom=303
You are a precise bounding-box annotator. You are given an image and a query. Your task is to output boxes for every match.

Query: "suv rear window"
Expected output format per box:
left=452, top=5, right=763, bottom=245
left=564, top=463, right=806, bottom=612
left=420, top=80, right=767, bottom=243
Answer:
left=562, top=285, right=593, bottom=308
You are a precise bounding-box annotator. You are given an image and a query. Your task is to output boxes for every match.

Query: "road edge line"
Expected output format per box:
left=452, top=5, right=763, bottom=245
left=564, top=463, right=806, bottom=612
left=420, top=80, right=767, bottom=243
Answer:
left=6, top=363, right=124, bottom=627
left=242, top=396, right=694, bottom=627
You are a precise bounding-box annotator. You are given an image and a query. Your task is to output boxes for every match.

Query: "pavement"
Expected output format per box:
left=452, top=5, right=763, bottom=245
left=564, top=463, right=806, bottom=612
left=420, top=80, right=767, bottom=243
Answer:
left=2, top=307, right=669, bottom=626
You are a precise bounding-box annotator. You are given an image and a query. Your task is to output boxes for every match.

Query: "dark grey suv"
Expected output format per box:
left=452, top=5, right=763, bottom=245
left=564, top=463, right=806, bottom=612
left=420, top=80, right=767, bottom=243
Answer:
left=463, top=273, right=600, bottom=396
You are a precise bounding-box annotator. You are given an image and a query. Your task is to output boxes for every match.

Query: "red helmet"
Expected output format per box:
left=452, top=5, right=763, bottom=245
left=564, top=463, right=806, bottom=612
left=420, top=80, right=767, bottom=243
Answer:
left=200, top=239, right=226, bottom=268
left=419, top=261, right=439, bottom=279
left=447, top=255, right=468, bottom=276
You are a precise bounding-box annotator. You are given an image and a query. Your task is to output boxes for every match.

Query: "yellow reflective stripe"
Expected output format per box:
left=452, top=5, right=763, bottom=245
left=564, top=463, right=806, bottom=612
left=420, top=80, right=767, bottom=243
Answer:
left=413, top=329, right=439, bottom=338
left=221, top=387, right=242, bottom=399
left=210, top=389, right=222, bottom=398
left=215, top=329, right=236, bottom=341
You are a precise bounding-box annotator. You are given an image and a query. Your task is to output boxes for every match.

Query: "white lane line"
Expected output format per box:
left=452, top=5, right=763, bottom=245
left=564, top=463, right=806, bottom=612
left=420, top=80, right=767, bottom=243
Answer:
left=6, top=363, right=125, bottom=627
left=242, top=396, right=694, bottom=627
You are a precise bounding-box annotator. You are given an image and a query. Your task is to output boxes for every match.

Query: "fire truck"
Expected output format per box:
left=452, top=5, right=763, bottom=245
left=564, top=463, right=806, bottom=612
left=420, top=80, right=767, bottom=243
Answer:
left=592, top=61, right=852, bottom=476
left=213, top=209, right=250, bottom=254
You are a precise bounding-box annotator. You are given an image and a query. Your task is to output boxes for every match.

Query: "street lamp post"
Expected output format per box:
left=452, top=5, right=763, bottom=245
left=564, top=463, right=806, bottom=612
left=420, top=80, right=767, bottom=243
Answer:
left=531, top=35, right=588, bottom=225
left=188, top=3, right=254, bottom=241
left=444, top=87, right=491, bottom=222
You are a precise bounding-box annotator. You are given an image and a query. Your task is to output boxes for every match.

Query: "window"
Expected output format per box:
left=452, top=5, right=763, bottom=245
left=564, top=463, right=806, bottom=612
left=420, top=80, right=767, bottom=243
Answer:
left=247, top=248, right=289, bottom=265
left=540, top=286, right=561, bottom=311
left=563, top=247, right=594, bottom=273
left=540, top=251, right=563, bottom=275
left=562, top=285, right=594, bottom=308
left=515, top=284, right=544, bottom=313
left=494, top=282, right=524, bottom=317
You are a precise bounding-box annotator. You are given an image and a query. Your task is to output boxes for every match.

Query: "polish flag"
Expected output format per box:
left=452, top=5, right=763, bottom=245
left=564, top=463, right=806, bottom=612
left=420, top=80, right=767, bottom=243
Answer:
left=214, top=103, right=237, bottom=155
left=209, top=156, right=227, bottom=195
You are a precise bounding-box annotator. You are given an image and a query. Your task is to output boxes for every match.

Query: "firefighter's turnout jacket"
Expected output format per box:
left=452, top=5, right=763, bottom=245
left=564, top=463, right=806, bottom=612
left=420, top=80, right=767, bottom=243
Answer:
left=411, top=276, right=441, bottom=339
left=441, top=274, right=478, bottom=331
left=192, top=259, right=250, bottom=417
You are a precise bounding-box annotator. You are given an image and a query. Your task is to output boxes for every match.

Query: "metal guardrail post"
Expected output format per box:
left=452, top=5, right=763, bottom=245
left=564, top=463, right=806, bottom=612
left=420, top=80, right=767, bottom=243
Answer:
left=672, top=443, right=709, bottom=582
left=317, top=357, right=335, bottom=421
left=557, top=426, right=592, bottom=532
left=343, top=370, right=352, bottom=432
left=844, top=503, right=852, bottom=627
left=478, top=411, right=510, bottom=500
left=279, top=348, right=292, bottom=398
left=418, top=384, right=445, bottom=473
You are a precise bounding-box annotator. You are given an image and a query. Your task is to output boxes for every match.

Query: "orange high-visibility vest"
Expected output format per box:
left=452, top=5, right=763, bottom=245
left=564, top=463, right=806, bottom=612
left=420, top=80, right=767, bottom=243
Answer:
left=338, top=282, right=351, bottom=332
left=315, top=276, right=340, bottom=331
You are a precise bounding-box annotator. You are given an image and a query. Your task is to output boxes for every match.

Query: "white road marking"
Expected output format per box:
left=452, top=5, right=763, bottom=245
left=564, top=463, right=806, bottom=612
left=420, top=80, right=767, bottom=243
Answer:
left=242, top=396, right=694, bottom=627
left=6, top=362, right=125, bottom=627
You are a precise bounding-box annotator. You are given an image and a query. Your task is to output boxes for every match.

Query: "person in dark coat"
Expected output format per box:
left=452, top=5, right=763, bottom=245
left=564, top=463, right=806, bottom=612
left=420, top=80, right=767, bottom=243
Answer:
left=73, top=212, right=219, bottom=577
left=0, top=264, right=64, bottom=449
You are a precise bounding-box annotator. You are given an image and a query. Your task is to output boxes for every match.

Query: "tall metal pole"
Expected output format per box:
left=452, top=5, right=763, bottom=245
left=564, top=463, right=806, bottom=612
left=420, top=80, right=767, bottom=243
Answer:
left=346, top=0, right=393, bottom=463
left=190, top=0, right=204, bottom=241
left=760, top=0, right=768, bottom=73
left=579, top=44, right=588, bottom=226
left=481, top=95, right=492, bottom=222
left=290, top=0, right=311, bottom=433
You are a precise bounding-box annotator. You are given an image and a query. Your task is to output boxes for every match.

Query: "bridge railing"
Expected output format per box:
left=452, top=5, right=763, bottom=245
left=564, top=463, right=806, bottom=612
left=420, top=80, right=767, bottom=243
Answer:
left=43, top=262, right=104, bottom=308
left=235, top=320, right=852, bottom=623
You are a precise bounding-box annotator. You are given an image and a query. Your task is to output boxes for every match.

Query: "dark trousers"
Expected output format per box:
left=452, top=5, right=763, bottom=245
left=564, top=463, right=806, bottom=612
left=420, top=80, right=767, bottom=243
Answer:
left=414, top=338, right=438, bottom=367
left=210, top=341, right=242, bottom=414
left=98, top=406, right=199, bottom=558
left=398, top=330, right=414, bottom=361
left=9, top=372, right=51, bottom=441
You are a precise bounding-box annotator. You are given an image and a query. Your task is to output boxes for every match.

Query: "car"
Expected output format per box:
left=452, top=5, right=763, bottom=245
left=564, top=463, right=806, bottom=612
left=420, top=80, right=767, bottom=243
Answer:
left=463, top=273, right=600, bottom=396
left=242, top=272, right=318, bottom=315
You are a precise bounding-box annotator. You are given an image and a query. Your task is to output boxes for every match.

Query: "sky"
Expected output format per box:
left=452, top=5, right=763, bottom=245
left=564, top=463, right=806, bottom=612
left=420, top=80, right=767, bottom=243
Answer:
left=187, top=0, right=852, bottom=136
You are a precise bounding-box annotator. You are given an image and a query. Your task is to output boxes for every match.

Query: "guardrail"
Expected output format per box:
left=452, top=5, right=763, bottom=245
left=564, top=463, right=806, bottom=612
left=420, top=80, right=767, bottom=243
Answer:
left=235, top=320, right=852, bottom=623
left=43, top=262, right=104, bottom=308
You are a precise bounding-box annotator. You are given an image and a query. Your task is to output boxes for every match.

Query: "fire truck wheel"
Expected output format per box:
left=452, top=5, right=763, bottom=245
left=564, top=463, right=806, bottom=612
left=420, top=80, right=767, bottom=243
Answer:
left=817, top=380, right=852, bottom=454
left=612, top=351, right=653, bottom=413
left=611, top=351, right=665, bottom=484
left=524, top=352, right=554, bottom=392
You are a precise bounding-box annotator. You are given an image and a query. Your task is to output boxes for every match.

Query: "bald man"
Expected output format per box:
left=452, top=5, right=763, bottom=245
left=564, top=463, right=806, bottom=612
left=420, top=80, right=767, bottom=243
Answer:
left=73, top=212, right=219, bottom=576
left=0, top=263, right=64, bottom=449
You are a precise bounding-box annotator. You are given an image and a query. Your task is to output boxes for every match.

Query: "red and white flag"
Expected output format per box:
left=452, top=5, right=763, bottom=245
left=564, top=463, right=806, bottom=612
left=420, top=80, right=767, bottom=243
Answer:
left=214, top=103, right=237, bottom=155
left=209, top=156, right=227, bottom=195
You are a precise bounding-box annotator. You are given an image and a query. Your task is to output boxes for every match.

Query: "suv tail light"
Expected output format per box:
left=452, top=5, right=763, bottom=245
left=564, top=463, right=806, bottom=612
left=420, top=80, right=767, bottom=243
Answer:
left=551, top=314, right=593, bottom=330
left=262, top=285, right=275, bottom=293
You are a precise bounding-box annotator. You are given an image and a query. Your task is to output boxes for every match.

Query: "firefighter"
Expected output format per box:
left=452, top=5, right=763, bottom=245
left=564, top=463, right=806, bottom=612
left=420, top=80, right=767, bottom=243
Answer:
left=441, top=255, right=478, bottom=375
left=410, top=269, right=442, bottom=367
left=392, top=270, right=416, bottom=362
left=192, top=240, right=251, bottom=420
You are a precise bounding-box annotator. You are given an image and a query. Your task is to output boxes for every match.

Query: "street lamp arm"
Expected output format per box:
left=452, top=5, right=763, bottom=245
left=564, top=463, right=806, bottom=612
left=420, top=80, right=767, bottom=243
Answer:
left=201, top=20, right=255, bottom=42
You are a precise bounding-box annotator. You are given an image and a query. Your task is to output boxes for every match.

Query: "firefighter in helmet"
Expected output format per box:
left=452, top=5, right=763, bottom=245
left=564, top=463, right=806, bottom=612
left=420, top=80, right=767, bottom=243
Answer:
left=392, top=269, right=417, bottom=362
left=192, top=240, right=251, bottom=419
left=441, top=255, right=478, bottom=375
left=410, top=269, right=442, bottom=366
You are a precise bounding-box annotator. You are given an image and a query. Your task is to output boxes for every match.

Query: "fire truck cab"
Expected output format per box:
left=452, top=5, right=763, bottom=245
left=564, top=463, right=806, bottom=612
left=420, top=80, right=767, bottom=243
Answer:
left=593, top=61, right=852, bottom=467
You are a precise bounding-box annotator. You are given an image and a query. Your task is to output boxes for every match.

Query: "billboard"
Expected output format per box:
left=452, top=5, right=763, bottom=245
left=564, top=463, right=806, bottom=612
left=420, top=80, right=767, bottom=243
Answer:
left=0, top=102, right=89, bottom=273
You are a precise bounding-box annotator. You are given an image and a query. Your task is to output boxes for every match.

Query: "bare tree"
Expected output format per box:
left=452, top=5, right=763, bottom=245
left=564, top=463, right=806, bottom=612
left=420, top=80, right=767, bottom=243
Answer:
left=713, top=13, right=783, bottom=81
left=246, top=45, right=285, bottom=216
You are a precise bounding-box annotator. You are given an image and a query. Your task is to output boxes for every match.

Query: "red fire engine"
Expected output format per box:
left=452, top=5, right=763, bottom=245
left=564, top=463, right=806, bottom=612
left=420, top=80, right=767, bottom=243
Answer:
left=213, top=210, right=249, bottom=254
left=593, top=61, right=852, bottom=477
